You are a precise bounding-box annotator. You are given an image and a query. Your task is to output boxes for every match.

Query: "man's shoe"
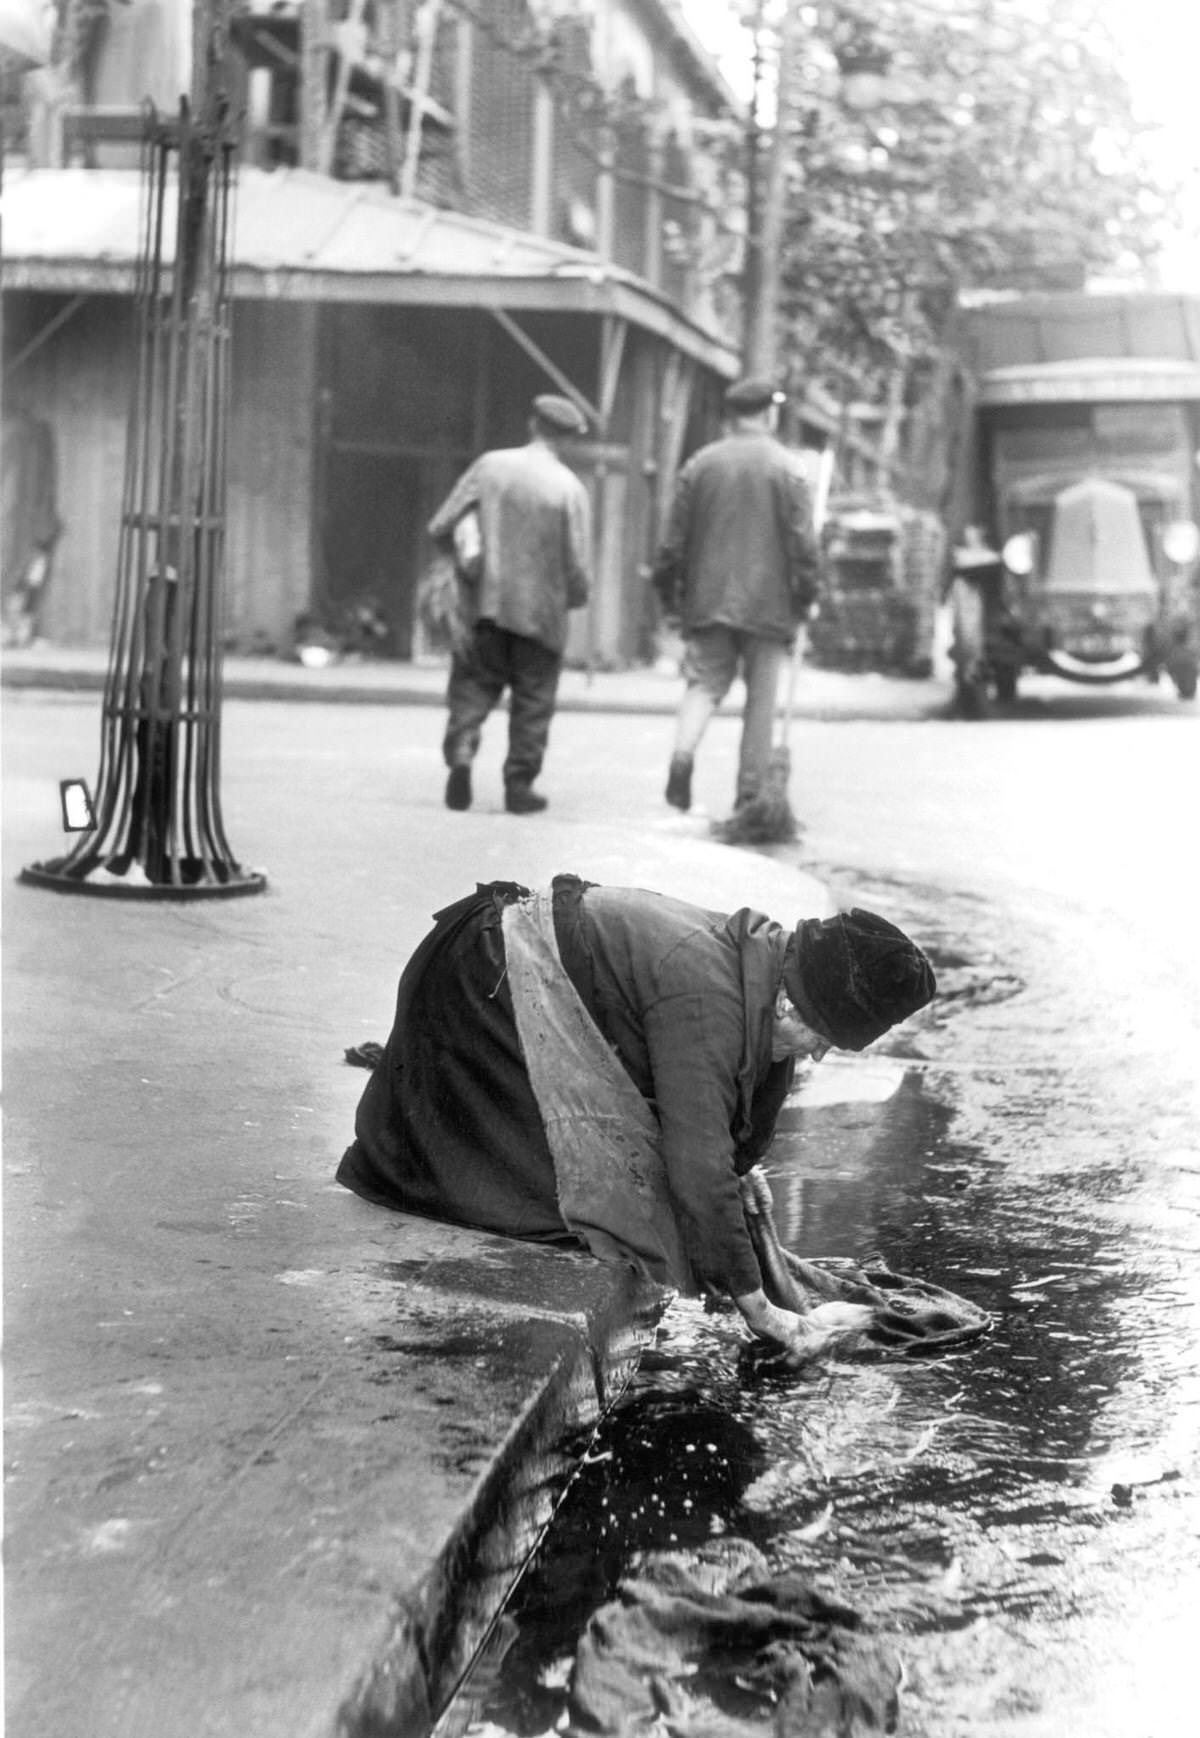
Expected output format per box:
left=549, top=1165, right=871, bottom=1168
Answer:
left=505, top=783, right=548, bottom=815
left=665, top=753, right=693, bottom=812
left=445, top=765, right=472, bottom=810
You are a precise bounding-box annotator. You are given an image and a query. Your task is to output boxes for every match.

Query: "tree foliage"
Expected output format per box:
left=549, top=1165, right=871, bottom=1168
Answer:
left=751, top=0, right=1176, bottom=405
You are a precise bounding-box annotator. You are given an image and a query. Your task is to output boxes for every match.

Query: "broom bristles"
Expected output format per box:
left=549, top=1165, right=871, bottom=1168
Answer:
left=711, top=746, right=799, bottom=845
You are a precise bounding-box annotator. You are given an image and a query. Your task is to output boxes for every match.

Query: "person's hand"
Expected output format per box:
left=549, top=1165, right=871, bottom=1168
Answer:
left=734, top=1287, right=810, bottom=1349
left=644, top=560, right=683, bottom=624
left=779, top=1302, right=876, bottom=1364
left=735, top=1288, right=875, bottom=1365
left=738, top=1167, right=774, bottom=1219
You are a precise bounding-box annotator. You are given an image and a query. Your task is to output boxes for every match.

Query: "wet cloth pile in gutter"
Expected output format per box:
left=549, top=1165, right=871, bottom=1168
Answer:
left=565, top=1544, right=902, bottom=1738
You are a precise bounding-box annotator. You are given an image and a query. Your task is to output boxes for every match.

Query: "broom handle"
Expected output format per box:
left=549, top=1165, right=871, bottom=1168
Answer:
left=776, top=624, right=806, bottom=750
left=776, top=445, right=834, bottom=751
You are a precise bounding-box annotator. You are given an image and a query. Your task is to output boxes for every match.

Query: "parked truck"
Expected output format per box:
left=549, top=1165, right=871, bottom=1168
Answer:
left=947, top=291, right=1200, bottom=713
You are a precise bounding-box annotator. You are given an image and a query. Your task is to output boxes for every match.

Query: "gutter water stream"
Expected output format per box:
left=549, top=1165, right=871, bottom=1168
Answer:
left=431, top=1031, right=1199, bottom=1737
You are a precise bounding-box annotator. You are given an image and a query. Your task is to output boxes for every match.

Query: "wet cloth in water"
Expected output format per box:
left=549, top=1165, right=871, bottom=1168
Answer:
left=502, top=890, right=696, bottom=1291
left=740, top=1166, right=991, bottom=1354
left=566, top=1549, right=902, bottom=1738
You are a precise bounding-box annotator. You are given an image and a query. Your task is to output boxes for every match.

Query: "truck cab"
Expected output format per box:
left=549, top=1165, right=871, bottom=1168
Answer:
left=949, top=298, right=1200, bottom=713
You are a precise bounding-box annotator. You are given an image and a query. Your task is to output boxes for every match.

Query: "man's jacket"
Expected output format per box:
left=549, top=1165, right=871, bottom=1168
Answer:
left=652, top=429, right=819, bottom=641
left=429, top=441, right=592, bottom=654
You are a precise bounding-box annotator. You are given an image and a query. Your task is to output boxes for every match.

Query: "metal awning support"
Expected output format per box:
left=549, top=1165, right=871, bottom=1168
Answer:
left=299, top=0, right=329, bottom=171
left=3, top=293, right=89, bottom=383
left=489, top=306, right=601, bottom=429
left=400, top=0, right=442, bottom=199
left=656, top=347, right=696, bottom=536
left=598, top=315, right=628, bottom=431
left=320, top=0, right=370, bottom=176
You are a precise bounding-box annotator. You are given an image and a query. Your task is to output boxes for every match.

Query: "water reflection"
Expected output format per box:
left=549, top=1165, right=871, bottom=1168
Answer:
left=768, top=1078, right=1149, bottom=1467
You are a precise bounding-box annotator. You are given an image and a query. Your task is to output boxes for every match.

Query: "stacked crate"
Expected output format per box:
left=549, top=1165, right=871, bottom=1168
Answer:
left=809, top=500, right=945, bottom=676
left=900, top=508, right=946, bottom=676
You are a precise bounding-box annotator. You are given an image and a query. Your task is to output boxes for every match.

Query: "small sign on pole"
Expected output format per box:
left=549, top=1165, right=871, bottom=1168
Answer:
left=59, top=779, right=96, bottom=832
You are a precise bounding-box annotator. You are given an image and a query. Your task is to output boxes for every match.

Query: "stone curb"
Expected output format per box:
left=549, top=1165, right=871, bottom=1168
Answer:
left=342, top=1268, right=665, bottom=1738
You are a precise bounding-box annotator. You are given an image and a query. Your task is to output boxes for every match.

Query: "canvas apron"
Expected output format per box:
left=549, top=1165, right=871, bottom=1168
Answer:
left=502, top=892, right=697, bottom=1293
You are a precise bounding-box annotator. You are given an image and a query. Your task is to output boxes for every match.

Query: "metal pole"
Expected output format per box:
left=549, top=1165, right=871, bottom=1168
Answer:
left=22, top=0, right=265, bottom=899
left=740, top=0, right=766, bottom=372
left=747, top=0, right=802, bottom=380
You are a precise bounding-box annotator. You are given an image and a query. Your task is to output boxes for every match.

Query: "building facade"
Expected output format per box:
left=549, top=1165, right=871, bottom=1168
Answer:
left=2, top=0, right=748, bottom=662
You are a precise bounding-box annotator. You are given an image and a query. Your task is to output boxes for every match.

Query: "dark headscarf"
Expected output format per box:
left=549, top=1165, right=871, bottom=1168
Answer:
left=782, top=908, right=936, bottom=1052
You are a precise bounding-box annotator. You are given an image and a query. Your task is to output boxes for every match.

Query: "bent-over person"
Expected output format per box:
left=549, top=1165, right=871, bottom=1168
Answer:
left=337, top=876, right=936, bottom=1362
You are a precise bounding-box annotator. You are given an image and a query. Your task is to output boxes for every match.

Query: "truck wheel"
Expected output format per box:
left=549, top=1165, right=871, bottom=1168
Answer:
left=955, top=674, right=988, bottom=718
left=993, top=664, right=1019, bottom=704
left=1167, top=652, right=1198, bottom=701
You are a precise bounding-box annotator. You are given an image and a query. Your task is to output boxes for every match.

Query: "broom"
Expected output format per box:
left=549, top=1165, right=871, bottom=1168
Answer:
left=712, top=629, right=805, bottom=844
left=714, top=445, right=835, bottom=847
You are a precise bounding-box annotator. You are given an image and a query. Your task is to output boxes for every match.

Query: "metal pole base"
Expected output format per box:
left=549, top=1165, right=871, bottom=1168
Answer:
left=19, top=861, right=268, bottom=900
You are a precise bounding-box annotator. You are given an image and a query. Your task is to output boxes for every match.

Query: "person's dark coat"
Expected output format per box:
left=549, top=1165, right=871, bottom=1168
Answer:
left=652, top=430, right=819, bottom=641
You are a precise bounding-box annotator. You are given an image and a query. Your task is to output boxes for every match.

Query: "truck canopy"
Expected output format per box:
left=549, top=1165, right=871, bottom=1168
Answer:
left=960, top=290, right=1200, bottom=373
left=979, top=357, right=1200, bottom=407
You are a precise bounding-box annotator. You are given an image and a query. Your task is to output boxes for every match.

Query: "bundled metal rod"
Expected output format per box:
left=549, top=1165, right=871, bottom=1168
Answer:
left=23, top=86, right=265, bottom=900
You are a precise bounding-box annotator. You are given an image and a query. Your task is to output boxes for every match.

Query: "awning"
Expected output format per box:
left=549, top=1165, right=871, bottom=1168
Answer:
left=0, top=166, right=739, bottom=376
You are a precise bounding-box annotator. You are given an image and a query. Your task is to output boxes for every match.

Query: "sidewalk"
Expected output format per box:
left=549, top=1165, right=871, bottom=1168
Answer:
left=0, top=638, right=952, bottom=722
left=2, top=682, right=844, bottom=1738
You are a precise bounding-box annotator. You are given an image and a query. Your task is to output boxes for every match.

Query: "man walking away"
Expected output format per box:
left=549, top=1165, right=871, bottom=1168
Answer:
left=651, top=377, right=819, bottom=816
left=428, top=393, right=592, bottom=814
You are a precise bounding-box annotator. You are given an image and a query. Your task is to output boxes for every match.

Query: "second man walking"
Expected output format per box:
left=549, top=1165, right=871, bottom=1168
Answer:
left=651, top=377, right=820, bottom=816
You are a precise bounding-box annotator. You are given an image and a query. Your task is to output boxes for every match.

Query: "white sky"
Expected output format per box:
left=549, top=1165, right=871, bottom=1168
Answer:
left=1116, top=0, right=1200, bottom=280
left=681, top=0, right=1200, bottom=284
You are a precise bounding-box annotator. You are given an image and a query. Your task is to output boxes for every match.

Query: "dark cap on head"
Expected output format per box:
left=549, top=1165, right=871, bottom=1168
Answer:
left=725, top=376, right=784, bottom=413
left=783, top=908, right=936, bottom=1052
left=532, top=393, right=589, bottom=435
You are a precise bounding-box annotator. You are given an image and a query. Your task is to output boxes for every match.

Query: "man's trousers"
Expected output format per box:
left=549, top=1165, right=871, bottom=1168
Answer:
left=675, top=626, right=789, bottom=803
left=444, top=620, right=562, bottom=789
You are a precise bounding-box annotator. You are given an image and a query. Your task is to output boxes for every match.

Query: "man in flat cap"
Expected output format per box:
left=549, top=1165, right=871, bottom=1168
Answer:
left=428, top=393, right=592, bottom=813
left=650, top=377, right=819, bottom=815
